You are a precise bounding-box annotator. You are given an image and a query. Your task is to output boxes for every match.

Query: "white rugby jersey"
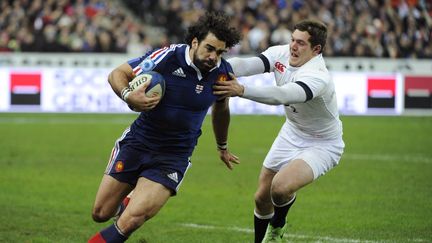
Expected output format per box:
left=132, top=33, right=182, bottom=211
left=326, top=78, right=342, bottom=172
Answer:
left=229, top=44, right=343, bottom=140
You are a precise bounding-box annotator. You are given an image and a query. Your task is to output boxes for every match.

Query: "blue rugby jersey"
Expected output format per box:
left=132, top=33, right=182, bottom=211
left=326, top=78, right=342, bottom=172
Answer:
left=127, top=44, right=232, bottom=155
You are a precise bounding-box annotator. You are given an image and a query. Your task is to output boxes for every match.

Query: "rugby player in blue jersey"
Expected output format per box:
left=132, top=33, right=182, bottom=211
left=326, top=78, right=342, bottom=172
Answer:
left=88, top=12, right=241, bottom=243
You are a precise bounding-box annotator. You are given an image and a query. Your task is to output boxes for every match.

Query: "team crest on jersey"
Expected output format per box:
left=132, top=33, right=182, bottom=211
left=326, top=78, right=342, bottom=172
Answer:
left=115, top=161, right=124, bottom=172
left=133, top=58, right=155, bottom=76
left=274, top=61, right=286, bottom=73
left=139, top=57, right=155, bottom=72
left=195, top=84, right=204, bottom=94
left=217, top=74, right=228, bottom=81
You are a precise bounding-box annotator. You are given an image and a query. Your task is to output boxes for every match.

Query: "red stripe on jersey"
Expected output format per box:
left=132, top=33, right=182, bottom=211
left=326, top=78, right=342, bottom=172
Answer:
left=133, top=66, right=142, bottom=75
left=150, top=47, right=168, bottom=59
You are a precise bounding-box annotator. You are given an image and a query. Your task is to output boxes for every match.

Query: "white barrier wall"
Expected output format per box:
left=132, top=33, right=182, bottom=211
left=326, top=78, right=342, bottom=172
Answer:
left=1, top=54, right=431, bottom=115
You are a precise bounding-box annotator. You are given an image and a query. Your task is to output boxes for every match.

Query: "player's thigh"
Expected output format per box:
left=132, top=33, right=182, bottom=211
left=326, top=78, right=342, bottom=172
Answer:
left=273, top=159, right=314, bottom=195
left=297, top=144, right=343, bottom=180
left=93, top=174, right=133, bottom=213
left=125, top=177, right=171, bottom=219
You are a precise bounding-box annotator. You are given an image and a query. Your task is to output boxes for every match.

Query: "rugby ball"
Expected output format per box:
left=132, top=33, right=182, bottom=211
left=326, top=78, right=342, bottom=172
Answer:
left=129, top=71, right=165, bottom=98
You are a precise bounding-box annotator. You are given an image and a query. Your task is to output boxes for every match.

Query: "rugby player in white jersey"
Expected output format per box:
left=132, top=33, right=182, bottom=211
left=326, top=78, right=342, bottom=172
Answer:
left=214, top=20, right=345, bottom=243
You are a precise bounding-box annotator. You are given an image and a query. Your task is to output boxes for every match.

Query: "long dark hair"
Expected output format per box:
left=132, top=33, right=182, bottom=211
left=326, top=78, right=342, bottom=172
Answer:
left=185, top=11, right=241, bottom=48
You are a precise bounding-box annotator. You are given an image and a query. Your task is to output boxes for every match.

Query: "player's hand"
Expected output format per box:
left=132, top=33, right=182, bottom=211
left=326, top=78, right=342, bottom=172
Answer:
left=218, top=149, right=240, bottom=170
left=127, top=81, right=161, bottom=111
left=213, top=73, right=245, bottom=99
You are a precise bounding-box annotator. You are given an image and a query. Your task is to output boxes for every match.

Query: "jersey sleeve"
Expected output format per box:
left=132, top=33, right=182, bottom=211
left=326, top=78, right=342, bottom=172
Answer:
left=260, top=45, right=287, bottom=73
left=295, top=69, right=329, bottom=98
left=242, top=82, right=307, bottom=105
left=227, top=56, right=266, bottom=76
left=227, top=45, right=287, bottom=77
left=127, top=44, right=182, bottom=76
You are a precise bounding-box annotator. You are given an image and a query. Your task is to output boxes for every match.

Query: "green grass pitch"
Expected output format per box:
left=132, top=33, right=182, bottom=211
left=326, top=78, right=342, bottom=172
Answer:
left=0, top=113, right=431, bottom=242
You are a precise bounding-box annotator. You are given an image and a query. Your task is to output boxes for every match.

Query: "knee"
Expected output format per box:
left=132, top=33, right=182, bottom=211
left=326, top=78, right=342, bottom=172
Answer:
left=270, top=183, right=295, bottom=205
left=254, top=190, right=272, bottom=211
left=91, top=206, right=112, bottom=223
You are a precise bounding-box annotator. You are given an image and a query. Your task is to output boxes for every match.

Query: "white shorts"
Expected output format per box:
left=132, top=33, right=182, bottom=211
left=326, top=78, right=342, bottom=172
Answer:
left=263, top=124, right=345, bottom=180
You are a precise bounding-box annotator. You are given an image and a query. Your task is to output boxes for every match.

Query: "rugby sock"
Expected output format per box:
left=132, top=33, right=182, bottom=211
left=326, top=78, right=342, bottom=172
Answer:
left=88, top=222, right=128, bottom=243
left=88, top=232, right=106, bottom=243
left=115, top=195, right=131, bottom=218
left=254, top=210, right=274, bottom=243
left=270, top=195, right=296, bottom=228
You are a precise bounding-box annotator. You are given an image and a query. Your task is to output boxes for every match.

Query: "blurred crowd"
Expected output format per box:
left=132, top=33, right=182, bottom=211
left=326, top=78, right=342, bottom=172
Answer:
left=0, top=0, right=153, bottom=54
left=1, top=0, right=431, bottom=58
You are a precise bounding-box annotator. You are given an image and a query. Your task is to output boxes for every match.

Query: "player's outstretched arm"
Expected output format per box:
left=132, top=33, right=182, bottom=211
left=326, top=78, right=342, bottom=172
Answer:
left=228, top=56, right=266, bottom=77
left=214, top=73, right=308, bottom=106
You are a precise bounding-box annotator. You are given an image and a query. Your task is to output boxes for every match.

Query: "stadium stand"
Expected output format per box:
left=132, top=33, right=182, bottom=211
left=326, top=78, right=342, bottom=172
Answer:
left=0, top=0, right=159, bottom=54
left=1, top=0, right=431, bottom=58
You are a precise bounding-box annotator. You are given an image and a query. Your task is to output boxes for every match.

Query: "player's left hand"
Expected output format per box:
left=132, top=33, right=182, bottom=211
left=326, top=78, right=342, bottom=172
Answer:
left=218, top=149, right=240, bottom=170
left=213, top=73, right=244, bottom=99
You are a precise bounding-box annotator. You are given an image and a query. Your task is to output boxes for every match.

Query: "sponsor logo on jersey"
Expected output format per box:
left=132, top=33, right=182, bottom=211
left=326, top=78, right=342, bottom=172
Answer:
left=172, top=67, right=186, bottom=77
left=115, top=161, right=124, bottom=172
left=167, top=172, right=179, bottom=183
left=274, top=61, right=286, bottom=73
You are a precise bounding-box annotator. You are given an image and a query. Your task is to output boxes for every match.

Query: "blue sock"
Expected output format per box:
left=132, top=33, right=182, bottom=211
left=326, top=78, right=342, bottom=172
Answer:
left=100, top=223, right=128, bottom=243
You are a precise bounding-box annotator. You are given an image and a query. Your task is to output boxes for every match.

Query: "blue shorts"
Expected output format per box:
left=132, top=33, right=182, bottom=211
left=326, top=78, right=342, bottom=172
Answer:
left=105, top=128, right=192, bottom=195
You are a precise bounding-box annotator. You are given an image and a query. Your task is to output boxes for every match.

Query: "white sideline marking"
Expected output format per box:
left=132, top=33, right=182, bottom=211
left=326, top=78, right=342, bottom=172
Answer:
left=180, top=223, right=376, bottom=242
left=343, top=153, right=432, bottom=164
left=180, top=223, right=429, bottom=243
left=0, top=116, right=132, bottom=124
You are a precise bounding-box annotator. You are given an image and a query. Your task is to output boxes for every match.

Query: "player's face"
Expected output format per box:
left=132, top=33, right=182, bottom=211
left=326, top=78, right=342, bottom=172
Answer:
left=191, top=32, right=227, bottom=73
left=289, top=29, right=321, bottom=67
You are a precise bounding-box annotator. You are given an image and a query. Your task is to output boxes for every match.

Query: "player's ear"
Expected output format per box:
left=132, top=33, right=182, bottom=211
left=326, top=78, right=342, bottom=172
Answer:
left=313, top=45, right=321, bottom=54
left=191, top=38, right=199, bottom=48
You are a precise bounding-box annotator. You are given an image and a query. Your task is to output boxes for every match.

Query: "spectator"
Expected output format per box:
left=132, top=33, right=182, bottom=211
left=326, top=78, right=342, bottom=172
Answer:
left=1, top=0, right=431, bottom=58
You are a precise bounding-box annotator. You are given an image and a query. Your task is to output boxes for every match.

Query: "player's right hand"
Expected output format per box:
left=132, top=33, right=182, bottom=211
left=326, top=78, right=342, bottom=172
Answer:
left=212, top=73, right=245, bottom=99
left=127, top=81, right=161, bottom=111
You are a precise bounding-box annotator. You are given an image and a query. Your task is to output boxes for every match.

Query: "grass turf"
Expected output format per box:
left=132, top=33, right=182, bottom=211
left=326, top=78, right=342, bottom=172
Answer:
left=0, top=113, right=431, bottom=242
